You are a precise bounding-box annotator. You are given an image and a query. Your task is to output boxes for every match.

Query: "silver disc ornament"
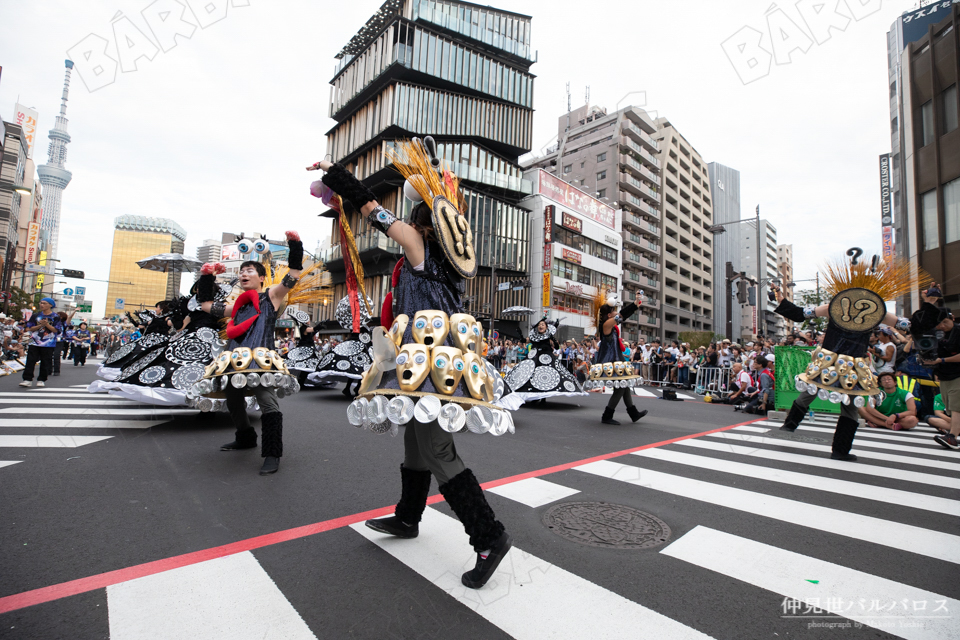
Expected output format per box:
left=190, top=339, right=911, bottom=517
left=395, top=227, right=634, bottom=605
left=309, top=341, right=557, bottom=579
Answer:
left=172, top=363, right=207, bottom=391
left=505, top=359, right=535, bottom=389
left=138, top=365, right=167, bottom=385
left=334, top=340, right=362, bottom=357
left=118, top=350, right=162, bottom=381
left=165, top=336, right=211, bottom=365
left=530, top=367, right=561, bottom=391
left=194, top=327, right=219, bottom=344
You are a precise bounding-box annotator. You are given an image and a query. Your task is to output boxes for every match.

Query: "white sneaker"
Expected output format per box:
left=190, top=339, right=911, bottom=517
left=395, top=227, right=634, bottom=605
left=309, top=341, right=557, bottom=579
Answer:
left=19, top=381, right=31, bottom=387
left=36, top=381, right=45, bottom=387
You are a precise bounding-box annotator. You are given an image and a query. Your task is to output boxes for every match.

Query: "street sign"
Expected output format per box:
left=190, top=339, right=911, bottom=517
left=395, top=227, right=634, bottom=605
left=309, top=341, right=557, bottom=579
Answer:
left=78, top=302, right=92, bottom=313
left=75, top=286, right=86, bottom=296
left=63, top=288, right=74, bottom=296
left=498, top=282, right=510, bottom=291
left=25, top=264, right=55, bottom=275
left=115, top=298, right=125, bottom=310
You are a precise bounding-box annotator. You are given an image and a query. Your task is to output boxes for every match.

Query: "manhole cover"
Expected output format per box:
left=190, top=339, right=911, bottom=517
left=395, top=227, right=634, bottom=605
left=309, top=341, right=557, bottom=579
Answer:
left=763, top=429, right=829, bottom=444
left=541, top=502, right=671, bottom=549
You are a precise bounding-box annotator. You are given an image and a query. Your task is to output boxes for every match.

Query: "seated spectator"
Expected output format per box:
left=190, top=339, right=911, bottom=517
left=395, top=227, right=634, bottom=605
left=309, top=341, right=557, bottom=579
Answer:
left=743, top=355, right=774, bottom=415
left=858, top=371, right=919, bottom=431
left=723, top=363, right=754, bottom=405
left=929, top=391, right=951, bottom=435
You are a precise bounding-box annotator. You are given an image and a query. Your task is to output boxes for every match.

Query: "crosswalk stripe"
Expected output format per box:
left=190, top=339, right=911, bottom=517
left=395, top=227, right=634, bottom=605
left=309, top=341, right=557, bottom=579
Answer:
left=754, top=421, right=940, bottom=444
left=106, top=551, right=317, bottom=640
left=733, top=426, right=960, bottom=461
left=754, top=419, right=936, bottom=440
left=763, top=417, right=941, bottom=435
left=0, top=419, right=166, bottom=429
left=707, top=432, right=960, bottom=472
left=0, top=393, right=109, bottom=399
left=0, top=461, right=21, bottom=469
left=0, top=435, right=113, bottom=448
left=0, top=399, right=141, bottom=405
left=675, top=438, right=960, bottom=490
left=0, top=408, right=197, bottom=415
left=632, top=448, right=960, bottom=515
left=486, top=477, right=580, bottom=507
left=69, top=385, right=89, bottom=388
left=352, top=507, right=714, bottom=639
left=661, top=526, right=957, bottom=640
left=574, top=460, right=960, bottom=564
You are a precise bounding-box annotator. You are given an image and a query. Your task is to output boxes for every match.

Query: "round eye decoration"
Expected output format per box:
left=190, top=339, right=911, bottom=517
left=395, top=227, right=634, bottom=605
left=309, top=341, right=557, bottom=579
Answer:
left=458, top=322, right=468, bottom=334
left=253, top=240, right=268, bottom=253
left=396, top=353, right=409, bottom=365
left=237, top=240, right=252, bottom=254
left=472, top=326, right=481, bottom=336
left=471, top=363, right=481, bottom=374
left=392, top=323, right=401, bottom=333
left=454, top=358, right=464, bottom=371
left=415, top=319, right=427, bottom=330
left=432, top=318, right=444, bottom=329
left=435, top=357, right=447, bottom=368
left=414, top=353, right=427, bottom=365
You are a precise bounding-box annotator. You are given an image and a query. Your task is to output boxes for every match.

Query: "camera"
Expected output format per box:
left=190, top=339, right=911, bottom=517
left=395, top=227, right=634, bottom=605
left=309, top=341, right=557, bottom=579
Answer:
left=917, top=332, right=943, bottom=360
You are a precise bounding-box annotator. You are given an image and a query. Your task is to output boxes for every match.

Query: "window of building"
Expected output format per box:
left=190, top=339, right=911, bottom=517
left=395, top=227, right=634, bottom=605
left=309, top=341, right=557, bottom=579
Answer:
left=553, top=226, right=617, bottom=264
left=563, top=164, right=572, bottom=174
left=921, top=189, right=939, bottom=251
left=942, top=85, right=958, bottom=134
left=597, top=189, right=606, bottom=199
left=921, top=100, right=935, bottom=147
left=580, top=161, right=585, bottom=168
left=596, top=170, right=606, bottom=181
left=945, top=177, right=960, bottom=244
left=597, top=152, right=606, bottom=162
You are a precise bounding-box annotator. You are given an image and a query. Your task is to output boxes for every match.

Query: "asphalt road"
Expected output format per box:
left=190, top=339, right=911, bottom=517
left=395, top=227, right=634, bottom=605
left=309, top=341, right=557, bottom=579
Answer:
left=0, top=359, right=957, bottom=639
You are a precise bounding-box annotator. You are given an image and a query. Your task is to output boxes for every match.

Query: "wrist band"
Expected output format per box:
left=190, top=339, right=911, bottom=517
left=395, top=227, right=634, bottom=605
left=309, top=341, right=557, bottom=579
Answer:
left=368, top=205, right=398, bottom=234
left=281, top=273, right=299, bottom=289
left=802, top=305, right=816, bottom=319
left=209, top=301, right=226, bottom=318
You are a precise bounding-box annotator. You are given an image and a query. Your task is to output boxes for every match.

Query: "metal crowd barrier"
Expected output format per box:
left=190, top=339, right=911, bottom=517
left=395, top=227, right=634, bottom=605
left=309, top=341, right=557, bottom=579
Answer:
left=695, top=367, right=732, bottom=398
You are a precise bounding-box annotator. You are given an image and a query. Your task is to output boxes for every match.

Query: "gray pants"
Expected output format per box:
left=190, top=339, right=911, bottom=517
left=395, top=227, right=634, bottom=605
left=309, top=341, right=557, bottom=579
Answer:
left=403, top=419, right=465, bottom=485
left=225, top=385, right=280, bottom=433
left=606, top=387, right=636, bottom=411
left=791, top=389, right=858, bottom=421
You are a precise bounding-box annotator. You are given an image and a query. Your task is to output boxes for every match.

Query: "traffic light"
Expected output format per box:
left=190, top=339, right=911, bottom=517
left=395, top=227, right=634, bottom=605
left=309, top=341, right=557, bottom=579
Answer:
left=736, top=279, right=748, bottom=304
left=61, top=269, right=84, bottom=279
left=748, top=285, right=757, bottom=306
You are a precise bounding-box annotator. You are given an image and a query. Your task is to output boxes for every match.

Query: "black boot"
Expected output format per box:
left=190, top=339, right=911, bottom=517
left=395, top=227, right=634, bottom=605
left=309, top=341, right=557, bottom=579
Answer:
left=260, top=412, right=283, bottom=475
left=342, top=383, right=353, bottom=397
left=780, top=402, right=807, bottom=432
left=366, top=465, right=432, bottom=538
left=601, top=407, right=620, bottom=425
left=439, top=469, right=511, bottom=589
left=221, top=427, right=257, bottom=451
left=830, top=415, right=859, bottom=461
left=627, top=406, right=648, bottom=423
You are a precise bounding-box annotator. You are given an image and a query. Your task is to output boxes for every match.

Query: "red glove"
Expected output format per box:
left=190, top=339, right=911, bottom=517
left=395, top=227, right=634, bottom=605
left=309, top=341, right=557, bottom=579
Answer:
left=213, top=262, right=225, bottom=274
left=285, top=231, right=301, bottom=242
left=200, top=262, right=226, bottom=276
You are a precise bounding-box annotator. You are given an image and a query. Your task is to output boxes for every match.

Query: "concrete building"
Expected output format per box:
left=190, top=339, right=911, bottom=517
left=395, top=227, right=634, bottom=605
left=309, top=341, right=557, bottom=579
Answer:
left=738, top=217, right=781, bottom=339
left=886, top=3, right=960, bottom=311
left=105, top=215, right=186, bottom=317
left=11, top=158, right=44, bottom=298
left=36, top=60, right=75, bottom=264
left=707, top=162, right=743, bottom=340
left=777, top=243, right=794, bottom=335
left=523, top=104, right=662, bottom=342
left=196, top=238, right=221, bottom=265
left=318, top=0, right=536, bottom=337
left=521, top=168, right=621, bottom=341
left=0, top=121, right=29, bottom=290
left=652, top=118, right=714, bottom=342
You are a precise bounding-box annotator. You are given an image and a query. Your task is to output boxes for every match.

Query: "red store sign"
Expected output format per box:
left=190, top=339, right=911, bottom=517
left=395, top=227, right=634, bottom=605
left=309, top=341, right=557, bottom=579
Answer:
left=561, top=212, right=582, bottom=233
left=561, top=248, right=582, bottom=264
left=538, top=169, right=616, bottom=230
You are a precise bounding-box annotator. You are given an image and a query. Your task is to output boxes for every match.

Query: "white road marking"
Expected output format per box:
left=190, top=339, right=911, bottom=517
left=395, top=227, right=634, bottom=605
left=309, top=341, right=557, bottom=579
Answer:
left=706, top=432, right=960, bottom=472
left=0, top=408, right=197, bottom=416
left=0, top=461, right=22, bottom=469
left=486, top=477, right=580, bottom=508
left=0, top=398, right=141, bottom=405
left=733, top=426, right=960, bottom=461
left=0, top=435, right=113, bottom=447
left=107, top=551, right=317, bottom=640
left=632, top=448, right=960, bottom=515
left=753, top=421, right=940, bottom=443
left=0, top=419, right=166, bottom=429
left=574, top=460, right=960, bottom=564
left=352, top=507, right=714, bottom=639
left=662, top=526, right=957, bottom=640
left=675, top=438, right=960, bottom=490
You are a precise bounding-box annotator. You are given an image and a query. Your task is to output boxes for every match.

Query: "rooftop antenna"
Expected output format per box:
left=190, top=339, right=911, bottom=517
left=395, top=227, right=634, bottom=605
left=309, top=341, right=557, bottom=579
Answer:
left=585, top=85, right=590, bottom=107
left=565, top=82, right=571, bottom=133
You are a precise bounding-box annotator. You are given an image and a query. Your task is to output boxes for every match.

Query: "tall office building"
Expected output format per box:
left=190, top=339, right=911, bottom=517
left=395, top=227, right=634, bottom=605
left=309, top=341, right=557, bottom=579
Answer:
left=523, top=104, right=663, bottom=342
left=886, top=3, right=960, bottom=311
left=738, top=217, right=780, bottom=339
left=319, top=0, right=536, bottom=335
left=652, top=118, right=714, bottom=342
left=707, top=162, right=743, bottom=340
left=196, top=238, right=221, bottom=264
left=36, top=60, right=75, bottom=264
left=105, top=215, right=186, bottom=317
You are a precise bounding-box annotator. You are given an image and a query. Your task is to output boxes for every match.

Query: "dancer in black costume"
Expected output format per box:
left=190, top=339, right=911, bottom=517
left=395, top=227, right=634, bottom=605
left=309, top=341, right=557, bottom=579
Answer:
left=594, top=292, right=648, bottom=425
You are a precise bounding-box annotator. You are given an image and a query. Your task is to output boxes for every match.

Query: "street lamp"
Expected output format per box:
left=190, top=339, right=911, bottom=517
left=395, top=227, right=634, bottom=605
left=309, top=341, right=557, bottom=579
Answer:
left=709, top=205, right=764, bottom=339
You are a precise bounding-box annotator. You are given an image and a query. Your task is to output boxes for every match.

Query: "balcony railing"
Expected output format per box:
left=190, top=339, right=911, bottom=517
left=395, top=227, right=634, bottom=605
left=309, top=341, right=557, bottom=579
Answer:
left=621, top=122, right=659, bottom=153
left=638, top=148, right=660, bottom=168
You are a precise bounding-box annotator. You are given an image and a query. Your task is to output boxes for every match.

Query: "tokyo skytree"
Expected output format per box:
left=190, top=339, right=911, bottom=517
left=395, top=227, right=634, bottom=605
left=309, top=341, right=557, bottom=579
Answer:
left=36, top=60, right=75, bottom=263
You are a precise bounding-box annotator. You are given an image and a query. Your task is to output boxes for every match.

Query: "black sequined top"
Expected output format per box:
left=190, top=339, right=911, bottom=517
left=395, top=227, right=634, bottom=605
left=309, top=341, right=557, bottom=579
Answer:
left=394, top=240, right=464, bottom=321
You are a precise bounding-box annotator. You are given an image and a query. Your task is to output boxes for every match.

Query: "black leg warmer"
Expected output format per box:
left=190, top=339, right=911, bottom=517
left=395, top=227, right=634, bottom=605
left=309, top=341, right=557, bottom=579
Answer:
left=261, top=412, right=283, bottom=458
left=831, top=415, right=859, bottom=455
left=781, top=402, right=807, bottom=432
left=439, top=469, right=505, bottom=553
left=287, top=239, right=304, bottom=271
left=196, top=273, right=217, bottom=303
left=396, top=465, right=432, bottom=524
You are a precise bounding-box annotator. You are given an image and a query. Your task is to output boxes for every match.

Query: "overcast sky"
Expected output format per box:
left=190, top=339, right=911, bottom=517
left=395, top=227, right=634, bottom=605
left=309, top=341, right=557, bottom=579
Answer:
left=0, top=0, right=919, bottom=317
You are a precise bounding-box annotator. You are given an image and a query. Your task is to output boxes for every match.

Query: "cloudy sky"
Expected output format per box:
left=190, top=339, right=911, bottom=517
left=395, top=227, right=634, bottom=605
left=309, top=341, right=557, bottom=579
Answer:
left=0, top=0, right=918, bottom=316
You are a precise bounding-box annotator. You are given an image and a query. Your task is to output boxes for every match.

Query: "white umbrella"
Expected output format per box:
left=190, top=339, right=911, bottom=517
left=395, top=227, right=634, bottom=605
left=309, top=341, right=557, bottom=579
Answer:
left=136, top=253, right=203, bottom=273
left=502, top=306, right=536, bottom=315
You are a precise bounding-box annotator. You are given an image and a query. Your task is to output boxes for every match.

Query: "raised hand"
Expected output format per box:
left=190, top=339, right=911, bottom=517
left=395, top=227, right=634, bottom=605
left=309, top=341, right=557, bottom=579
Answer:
left=285, top=231, right=301, bottom=243
left=200, top=263, right=216, bottom=275
left=306, top=161, right=332, bottom=172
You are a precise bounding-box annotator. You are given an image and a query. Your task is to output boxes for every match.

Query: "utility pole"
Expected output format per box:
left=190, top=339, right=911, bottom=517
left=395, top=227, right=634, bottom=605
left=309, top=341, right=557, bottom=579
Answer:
left=755, top=204, right=763, bottom=339
left=725, top=261, right=736, bottom=340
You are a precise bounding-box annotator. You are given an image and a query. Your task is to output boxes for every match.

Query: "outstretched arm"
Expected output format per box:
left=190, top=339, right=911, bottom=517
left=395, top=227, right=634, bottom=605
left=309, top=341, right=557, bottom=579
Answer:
left=197, top=263, right=234, bottom=317
left=269, top=231, right=304, bottom=310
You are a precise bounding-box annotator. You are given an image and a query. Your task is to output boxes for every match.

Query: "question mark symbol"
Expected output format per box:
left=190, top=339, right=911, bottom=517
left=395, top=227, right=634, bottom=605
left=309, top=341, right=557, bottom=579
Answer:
left=846, top=247, right=863, bottom=265
left=853, top=299, right=878, bottom=324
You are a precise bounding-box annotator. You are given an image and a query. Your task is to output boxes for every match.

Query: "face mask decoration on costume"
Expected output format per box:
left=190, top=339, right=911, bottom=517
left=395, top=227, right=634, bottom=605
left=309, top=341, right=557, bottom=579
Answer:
left=253, top=347, right=272, bottom=369
left=390, top=314, right=409, bottom=347
left=396, top=343, right=430, bottom=391
left=590, top=364, right=603, bottom=380
left=268, top=351, right=288, bottom=374
left=430, top=346, right=464, bottom=395
left=462, top=351, right=490, bottom=401
left=819, top=368, right=839, bottom=386
left=624, top=363, right=635, bottom=376
left=450, top=313, right=480, bottom=353
left=614, top=361, right=625, bottom=376
left=840, top=370, right=859, bottom=390
left=231, top=347, right=253, bottom=371
left=603, top=362, right=614, bottom=377
left=214, top=351, right=231, bottom=375
left=412, top=310, right=449, bottom=346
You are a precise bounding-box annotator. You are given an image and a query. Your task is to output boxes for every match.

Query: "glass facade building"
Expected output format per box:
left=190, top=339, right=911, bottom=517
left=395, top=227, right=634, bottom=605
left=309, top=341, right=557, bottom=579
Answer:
left=319, top=0, right=535, bottom=333
left=105, top=216, right=186, bottom=317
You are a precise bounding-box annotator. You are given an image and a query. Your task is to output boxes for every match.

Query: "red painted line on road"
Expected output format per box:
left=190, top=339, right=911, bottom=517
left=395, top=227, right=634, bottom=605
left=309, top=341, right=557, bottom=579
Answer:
left=0, top=416, right=763, bottom=615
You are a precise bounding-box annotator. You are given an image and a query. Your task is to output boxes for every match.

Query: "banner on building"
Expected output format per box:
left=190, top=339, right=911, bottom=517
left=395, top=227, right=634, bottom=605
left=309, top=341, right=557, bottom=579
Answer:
left=561, top=248, right=582, bottom=264
left=537, top=170, right=616, bottom=230
left=36, top=251, right=47, bottom=290
left=220, top=243, right=240, bottom=261
left=543, top=242, right=552, bottom=271
left=901, top=1, right=960, bottom=48
left=13, top=103, right=39, bottom=159
left=879, top=154, right=895, bottom=264
left=561, top=212, right=582, bottom=233
left=25, top=222, right=40, bottom=263
left=542, top=273, right=551, bottom=308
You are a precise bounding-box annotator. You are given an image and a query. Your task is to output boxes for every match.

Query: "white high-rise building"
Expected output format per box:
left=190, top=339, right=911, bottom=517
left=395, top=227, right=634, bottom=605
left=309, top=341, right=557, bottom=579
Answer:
left=36, top=60, right=75, bottom=264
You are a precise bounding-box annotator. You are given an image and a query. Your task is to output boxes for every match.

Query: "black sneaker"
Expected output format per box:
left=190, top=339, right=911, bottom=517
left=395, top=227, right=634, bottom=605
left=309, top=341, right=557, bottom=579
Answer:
left=462, top=532, right=512, bottom=589
left=830, top=452, right=858, bottom=462
left=934, top=433, right=959, bottom=451
left=365, top=515, right=419, bottom=538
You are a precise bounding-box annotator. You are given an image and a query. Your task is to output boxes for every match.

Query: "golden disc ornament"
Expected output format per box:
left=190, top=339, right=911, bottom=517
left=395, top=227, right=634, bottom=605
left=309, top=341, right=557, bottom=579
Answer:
left=432, top=195, right=477, bottom=279
left=827, top=288, right=886, bottom=333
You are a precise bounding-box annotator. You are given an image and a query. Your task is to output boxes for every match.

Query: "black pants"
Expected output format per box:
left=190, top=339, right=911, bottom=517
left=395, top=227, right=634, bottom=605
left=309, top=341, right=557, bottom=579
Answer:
left=53, top=343, right=65, bottom=374
left=23, top=345, right=55, bottom=382
left=606, top=387, right=636, bottom=411
left=61, top=343, right=71, bottom=360
left=72, top=346, right=88, bottom=365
